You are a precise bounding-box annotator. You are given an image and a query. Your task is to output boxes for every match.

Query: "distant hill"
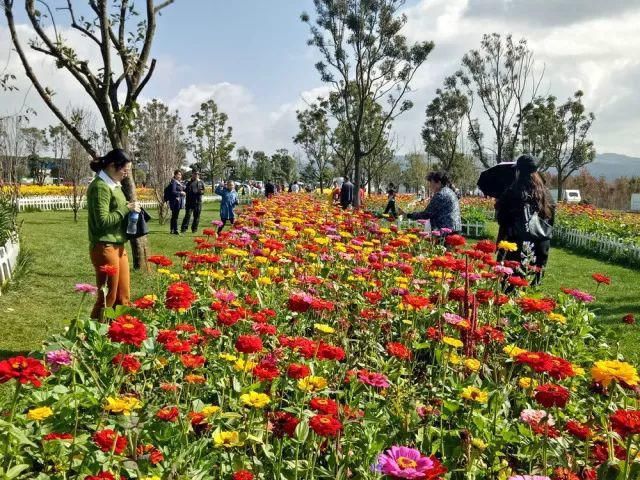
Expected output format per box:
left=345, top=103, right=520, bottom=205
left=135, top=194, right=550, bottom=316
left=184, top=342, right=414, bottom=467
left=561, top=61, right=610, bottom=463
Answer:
left=586, top=153, right=640, bottom=180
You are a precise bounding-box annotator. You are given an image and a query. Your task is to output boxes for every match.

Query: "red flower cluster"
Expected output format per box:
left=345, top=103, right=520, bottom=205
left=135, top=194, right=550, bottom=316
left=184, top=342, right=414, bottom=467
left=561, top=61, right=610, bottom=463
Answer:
left=93, top=428, right=127, bottom=454
left=287, top=293, right=312, bottom=313
left=86, top=472, right=115, bottom=480
left=0, top=356, right=49, bottom=387
left=310, top=397, right=339, bottom=415
left=107, top=315, right=148, bottom=347
left=235, top=335, right=263, bottom=354
left=232, top=470, right=254, bottom=480
left=551, top=467, right=580, bottom=480
left=622, top=313, right=635, bottom=324
left=609, top=409, right=640, bottom=438
left=518, top=297, right=556, bottom=314
left=253, top=362, right=280, bottom=381
left=165, top=281, right=197, bottom=311
left=403, top=294, right=431, bottom=310
left=474, top=240, right=496, bottom=253
left=112, top=353, right=141, bottom=374
left=444, top=234, right=466, bottom=247
left=148, top=255, right=173, bottom=267
left=269, top=411, right=300, bottom=438
left=565, top=420, right=592, bottom=440
left=287, top=363, right=311, bottom=379
left=180, top=354, right=205, bottom=369
left=386, top=342, right=412, bottom=360
left=516, top=351, right=575, bottom=380
left=309, top=414, right=342, bottom=437
left=156, top=406, right=180, bottom=422
left=43, top=432, right=74, bottom=441
left=534, top=383, right=570, bottom=408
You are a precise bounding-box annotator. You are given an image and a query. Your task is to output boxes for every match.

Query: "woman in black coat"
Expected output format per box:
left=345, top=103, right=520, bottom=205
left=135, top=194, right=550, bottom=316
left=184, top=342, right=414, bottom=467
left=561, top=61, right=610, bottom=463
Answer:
left=496, top=154, right=555, bottom=285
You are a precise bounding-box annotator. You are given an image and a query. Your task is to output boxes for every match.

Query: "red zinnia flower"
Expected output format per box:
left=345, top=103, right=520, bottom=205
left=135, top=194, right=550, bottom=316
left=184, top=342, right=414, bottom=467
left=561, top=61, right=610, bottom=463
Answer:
left=137, top=443, right=164, bottom=464
left=309, top=397, right=339, bottom=415
left=316, top=342, right=345, bottom=361
left=235, top=335, right=263, bottom=354
left=287, top=363, right=311, bottom=379
left=444, top=234, right=466, bottom=247
left=565, top=419, right=592, bottom=440
left=403, top=294, right=431, bottom=310
left=148, top=255, right=173, bottom=267
left=86, top=472, right=115, bottom=480
left=269, top=411, right=300, bottom=438
left=93, top=428, right=127, bottom=454
left=132, top=295, right=156, bottom=309
left=99, top=264, right=118, bottom=277
left=386, top=342, right=412, bottom=360
left=287, top=293, right=312, bottom=313
left=591, top=273, right=611, bottom=285
left=156, top=406, right=180, bottom=422
left=232, top=470, right=254, bottom=480
left=508, top=276, right=530, bottom=287
left=112, top=353, right=141, bottom=374
left=180, top=354, right=206, bottom=369
left=551, top=467, right=580, bottom=480
left=165, top=281, right=197, bottom=311
left=609, top=409, right=640, bottom=437
left=622, top=313, right=635, bottom=325
left=518, top=297, right=557, bottom=314
left=108, top=315, right=147, bottom=347
left=516, top=351, right=575, bottom=380
left=474, top=240, right=496, bottom=253
left=534, top=383, right=570, bottom=408
left=253, top=363, right=280, bottom=381
left=309, top=414, right=342, bottom=437
left=0, top=356, right=49, bottom=387
left=364, top=291, right=383, bottom=304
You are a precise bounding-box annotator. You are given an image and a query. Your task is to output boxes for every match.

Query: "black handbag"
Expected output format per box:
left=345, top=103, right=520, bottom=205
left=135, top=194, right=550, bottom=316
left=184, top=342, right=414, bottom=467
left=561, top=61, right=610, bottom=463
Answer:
left=517, top=203, right=553, bottom=241
left=128, top=208, right=151, bottom=239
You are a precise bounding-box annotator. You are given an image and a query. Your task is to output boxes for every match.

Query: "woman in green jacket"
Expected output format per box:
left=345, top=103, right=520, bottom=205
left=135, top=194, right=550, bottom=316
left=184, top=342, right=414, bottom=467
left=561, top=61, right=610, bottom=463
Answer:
left=87, top=149, right=139, bottom=319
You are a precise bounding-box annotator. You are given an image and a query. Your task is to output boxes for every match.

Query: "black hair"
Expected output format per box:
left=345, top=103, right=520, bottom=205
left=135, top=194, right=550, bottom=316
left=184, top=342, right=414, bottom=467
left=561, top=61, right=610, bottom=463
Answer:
left=174, top=169, right=182, bottom=176
left=512, top=171, right=553, bottom=220
left=344, top=177, right=350, bottom=182
left=426, top=171, right=450, bottom=187
left=89, top=148, right=131, bottom=173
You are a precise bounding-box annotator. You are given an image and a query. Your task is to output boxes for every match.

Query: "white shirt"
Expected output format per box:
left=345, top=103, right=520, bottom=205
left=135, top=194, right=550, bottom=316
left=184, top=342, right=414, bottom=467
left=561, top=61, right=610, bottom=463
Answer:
left=291, top=184, right=300, bottom=193
left=98, top=170, right=121, bottom=191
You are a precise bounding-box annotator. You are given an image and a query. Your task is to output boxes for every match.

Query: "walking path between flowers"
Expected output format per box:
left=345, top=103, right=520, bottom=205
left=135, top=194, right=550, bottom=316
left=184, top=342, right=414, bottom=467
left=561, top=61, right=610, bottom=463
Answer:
left=1, top=202, right=638, bottom=371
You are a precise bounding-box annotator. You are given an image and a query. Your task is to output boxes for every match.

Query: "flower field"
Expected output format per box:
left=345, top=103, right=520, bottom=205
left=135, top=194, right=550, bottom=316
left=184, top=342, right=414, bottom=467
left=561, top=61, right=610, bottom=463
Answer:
left=1, top=195, right=639, bottom=480
left=0, top=184, right=157, bottom=201
left=554, top=204, right=640, bottom=247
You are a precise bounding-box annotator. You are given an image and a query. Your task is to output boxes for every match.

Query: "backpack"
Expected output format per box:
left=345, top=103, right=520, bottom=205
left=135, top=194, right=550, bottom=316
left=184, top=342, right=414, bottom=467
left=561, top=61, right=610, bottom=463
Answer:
left=163, top=182, right=172, bottom=203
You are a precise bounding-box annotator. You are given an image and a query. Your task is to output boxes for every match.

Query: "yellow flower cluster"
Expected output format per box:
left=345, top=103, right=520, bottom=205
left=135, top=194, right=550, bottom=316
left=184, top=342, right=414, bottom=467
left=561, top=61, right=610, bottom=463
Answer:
left=104, top=395, right=143, bottom=415
left=26, top=406, right=53, bottom=421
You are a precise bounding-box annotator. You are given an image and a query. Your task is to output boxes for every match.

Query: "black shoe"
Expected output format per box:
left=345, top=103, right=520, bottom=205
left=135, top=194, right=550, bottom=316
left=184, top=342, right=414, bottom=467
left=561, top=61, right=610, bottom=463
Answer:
left=171, top=231, right=180, bottom=235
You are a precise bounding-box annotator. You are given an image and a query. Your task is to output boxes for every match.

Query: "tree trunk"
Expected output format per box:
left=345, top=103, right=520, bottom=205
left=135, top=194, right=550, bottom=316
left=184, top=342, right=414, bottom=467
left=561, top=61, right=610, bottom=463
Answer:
left=557, top=172, right=565, bottom=204
left=354, top=144, right=363, bottom=209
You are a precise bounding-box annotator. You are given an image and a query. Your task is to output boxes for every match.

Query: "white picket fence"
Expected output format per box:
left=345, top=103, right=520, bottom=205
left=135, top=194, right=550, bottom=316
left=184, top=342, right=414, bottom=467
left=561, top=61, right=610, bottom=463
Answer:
left=0, top=235, right=20, bottom=295
left=399, top=218, right=486, bottom=238
left=17, top=195, right=221, bottom=212
left=554, top=226, right=640, bottom=263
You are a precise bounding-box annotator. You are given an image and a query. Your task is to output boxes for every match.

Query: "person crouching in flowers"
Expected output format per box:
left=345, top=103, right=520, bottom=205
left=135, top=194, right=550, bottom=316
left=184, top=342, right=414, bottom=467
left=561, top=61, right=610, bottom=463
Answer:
left=87, top=149, right=139, bottom=320
left=215, top=180, right=239, bottom=234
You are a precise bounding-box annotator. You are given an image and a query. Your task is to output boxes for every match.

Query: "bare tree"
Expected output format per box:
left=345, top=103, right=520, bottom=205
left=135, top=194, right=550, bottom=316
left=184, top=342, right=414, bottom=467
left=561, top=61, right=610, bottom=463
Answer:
left=302, top=0, right=434, bottom=207
left=131, top=99, right=185, bottom=223
left=64, top=109, right=93, bottom=222
left=458, top=33, right=543, bottom=167
left=3, top=0, right=177, bottom=270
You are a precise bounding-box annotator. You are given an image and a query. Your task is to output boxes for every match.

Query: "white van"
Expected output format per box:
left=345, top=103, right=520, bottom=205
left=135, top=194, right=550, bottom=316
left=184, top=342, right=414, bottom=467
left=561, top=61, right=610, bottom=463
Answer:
left=550, top=189, right=581, bottom=203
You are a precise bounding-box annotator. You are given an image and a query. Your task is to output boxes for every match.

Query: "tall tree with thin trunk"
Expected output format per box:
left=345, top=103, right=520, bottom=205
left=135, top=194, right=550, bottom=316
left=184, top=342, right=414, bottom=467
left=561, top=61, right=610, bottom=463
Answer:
left=522, top=91, right=596, bottom=201
left=64, top=109, right=93, bottom=222
left=458, top=33, right=542, bottom=167
left=4, top=0, right=177, bottom=270
left=302, top=0, right=433, bottom=207
left=422, top=76, right=469, bottom=173
left=294, top=102, right=331, bottom=193
left=187, top=99, right=235, bottom=191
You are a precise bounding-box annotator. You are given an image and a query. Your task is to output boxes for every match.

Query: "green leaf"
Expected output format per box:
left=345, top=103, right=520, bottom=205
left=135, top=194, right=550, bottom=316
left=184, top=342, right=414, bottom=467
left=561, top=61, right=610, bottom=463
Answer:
left=5, top=464, right=30, bottom=479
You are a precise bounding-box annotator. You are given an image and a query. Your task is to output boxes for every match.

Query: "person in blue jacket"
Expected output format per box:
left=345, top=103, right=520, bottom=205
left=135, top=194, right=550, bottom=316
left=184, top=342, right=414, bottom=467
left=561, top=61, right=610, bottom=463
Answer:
left=215, top=180, right=239, bottom=234
left=168, top=170, right=185, bottom=235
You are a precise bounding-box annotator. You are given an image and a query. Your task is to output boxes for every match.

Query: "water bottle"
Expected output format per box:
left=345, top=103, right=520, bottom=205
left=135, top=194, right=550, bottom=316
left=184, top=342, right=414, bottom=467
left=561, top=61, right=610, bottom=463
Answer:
left=127, top=211, right=139, bottom=235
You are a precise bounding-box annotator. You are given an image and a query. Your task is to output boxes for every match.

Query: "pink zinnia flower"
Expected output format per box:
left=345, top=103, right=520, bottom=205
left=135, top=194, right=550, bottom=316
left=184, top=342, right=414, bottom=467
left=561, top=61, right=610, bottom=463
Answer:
left=493, top=265, right=513, bottom=275
left=215, top=289, right=237, bottom=303
left=561, top=288, right=595, bottom=303
left=211, top=220, right=223, bottom=227
left=75, top=283, right=98, bottom=295
left=508, top=476, right=551, bottom=480
left=443, top=313, right=466, bottom=326
left=46, top=350, right=72, bottom=372
left=375, top=446, right=446, bottom=479
left=519, top=409, right=554, bottom=427
left=358, top=371, right=390, bottom=389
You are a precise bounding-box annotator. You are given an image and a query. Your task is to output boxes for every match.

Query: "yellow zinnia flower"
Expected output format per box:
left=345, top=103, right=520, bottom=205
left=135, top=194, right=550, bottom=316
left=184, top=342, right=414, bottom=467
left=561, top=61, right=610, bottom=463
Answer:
left=464, top=359, right=481, bottom=372
left=26, top=406, right=53, bottom=421
left=442, top=336, right=464, bottom=349
left=547, top=312, right=567, bottom=324
left=471, top=438, right=487, bottom=450
left=240, top=391, right=271, bottom=408
left=213, top=430, right=242, bottom=448
left=497, top=241, right=518, bottom=252
left=518, top=377, right=537, bottom=389
left=104, top=396, right=143, bottom=415
left=314, top=323, right=335, bottom=334
left=461, top=386, right=489, bottom=403
left=201, top=405, right=221, bottom=417
left=591, top=360, right=639, bottom=387
left=219, top=353, right=238, bottom=362
left=257, top=277, right=272, bottom=286
left=234, top=359, right=257, bottom=372
left=503, top=344, right=526, bottom=358
left=298, top=375, right=328, bottom=393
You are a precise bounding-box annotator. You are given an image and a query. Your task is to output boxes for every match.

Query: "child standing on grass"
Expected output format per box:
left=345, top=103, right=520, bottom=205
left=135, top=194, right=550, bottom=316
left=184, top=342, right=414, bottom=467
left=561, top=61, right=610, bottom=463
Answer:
left=215, top=180, right=239, bottom=234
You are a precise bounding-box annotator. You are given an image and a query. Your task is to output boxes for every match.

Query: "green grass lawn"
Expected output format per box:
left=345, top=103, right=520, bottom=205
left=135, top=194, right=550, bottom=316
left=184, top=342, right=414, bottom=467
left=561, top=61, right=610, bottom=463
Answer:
left=1, top=208, right=638, bottom=364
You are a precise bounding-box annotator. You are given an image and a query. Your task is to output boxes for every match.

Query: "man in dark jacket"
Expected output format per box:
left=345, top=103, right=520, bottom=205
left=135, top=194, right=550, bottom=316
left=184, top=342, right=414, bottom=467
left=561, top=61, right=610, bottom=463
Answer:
left=265, top=180, right=276, bottom=198
left=168, top=170, right=185, bottom=235
left=181, top=170, right=205, bottom=233
left=340, top=177, right=354, bottom=209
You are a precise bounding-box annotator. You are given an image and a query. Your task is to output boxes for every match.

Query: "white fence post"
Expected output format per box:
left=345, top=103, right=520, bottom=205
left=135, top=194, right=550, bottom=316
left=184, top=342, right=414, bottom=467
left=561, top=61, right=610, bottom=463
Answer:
left=17, top=195, right=222, bottom=212
left=0, top=236, right=20, bottom=295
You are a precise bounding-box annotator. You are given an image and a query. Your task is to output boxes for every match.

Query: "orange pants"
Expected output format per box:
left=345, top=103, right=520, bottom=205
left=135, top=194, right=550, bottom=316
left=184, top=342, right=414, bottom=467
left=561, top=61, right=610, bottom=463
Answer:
left=90, top=243, right=130, bottom=319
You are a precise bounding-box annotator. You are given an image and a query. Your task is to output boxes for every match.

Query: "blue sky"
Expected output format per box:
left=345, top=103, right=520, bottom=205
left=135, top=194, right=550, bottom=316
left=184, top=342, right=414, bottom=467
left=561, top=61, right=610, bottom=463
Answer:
left=2, top=0, right=640, bottom=157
